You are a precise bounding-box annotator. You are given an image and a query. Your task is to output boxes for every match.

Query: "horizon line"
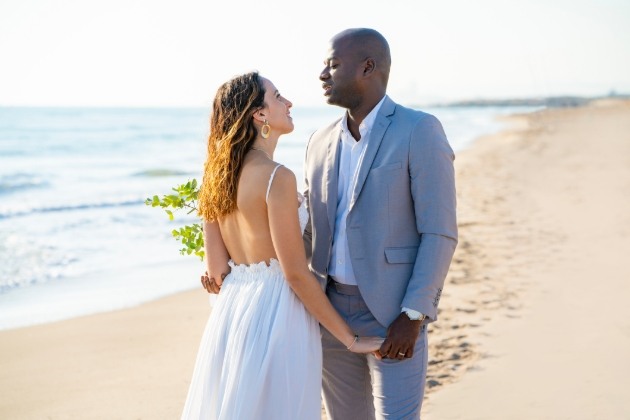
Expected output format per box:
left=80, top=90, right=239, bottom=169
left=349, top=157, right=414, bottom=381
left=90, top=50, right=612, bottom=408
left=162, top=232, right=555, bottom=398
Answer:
left=1, top=92, right=627, bottom=110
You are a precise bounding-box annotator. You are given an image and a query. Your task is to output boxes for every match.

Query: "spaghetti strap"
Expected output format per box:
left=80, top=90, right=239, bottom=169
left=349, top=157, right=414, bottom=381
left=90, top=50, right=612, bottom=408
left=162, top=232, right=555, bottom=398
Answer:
left=266, top=164, right=283, bottom=203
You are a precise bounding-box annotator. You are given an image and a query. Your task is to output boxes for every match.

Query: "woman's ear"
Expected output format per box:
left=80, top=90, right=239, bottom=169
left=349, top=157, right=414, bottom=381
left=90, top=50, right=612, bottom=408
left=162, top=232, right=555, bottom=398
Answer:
left=253, top=108, right=267, bottom=124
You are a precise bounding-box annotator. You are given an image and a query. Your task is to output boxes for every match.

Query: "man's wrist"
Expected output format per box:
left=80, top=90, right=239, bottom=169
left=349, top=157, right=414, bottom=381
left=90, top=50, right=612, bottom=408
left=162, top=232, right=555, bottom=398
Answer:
left=401, top=307, right=425, bottom=321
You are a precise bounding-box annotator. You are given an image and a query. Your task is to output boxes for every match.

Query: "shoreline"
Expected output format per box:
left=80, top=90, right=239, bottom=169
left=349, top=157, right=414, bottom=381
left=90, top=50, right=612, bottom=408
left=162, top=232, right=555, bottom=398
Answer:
left=2, top=100, right=628, bottom=418
left=0, top=105, right=530, bottom=334
left=0, top=259, right=203, bottom=332
left=0, top=105, right=532, bottom=334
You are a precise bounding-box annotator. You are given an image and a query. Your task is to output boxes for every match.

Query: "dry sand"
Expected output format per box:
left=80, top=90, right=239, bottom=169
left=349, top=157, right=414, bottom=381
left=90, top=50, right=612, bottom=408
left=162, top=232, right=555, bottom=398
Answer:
left=424, top=99, right=630, bottom=419
left=1, top=100, right=628, bottom=419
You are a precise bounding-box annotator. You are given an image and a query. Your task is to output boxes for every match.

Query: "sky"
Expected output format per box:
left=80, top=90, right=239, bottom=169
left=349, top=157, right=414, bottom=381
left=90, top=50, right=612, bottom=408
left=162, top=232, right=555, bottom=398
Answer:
left=0, top=0, right=628, bottom=107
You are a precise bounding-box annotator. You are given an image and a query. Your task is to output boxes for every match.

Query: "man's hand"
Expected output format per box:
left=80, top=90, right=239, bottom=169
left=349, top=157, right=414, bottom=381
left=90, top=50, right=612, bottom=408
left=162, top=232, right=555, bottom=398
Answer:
left=200, top=271, right=225, bottom=294
left=378, top=313, right=422, bottom=360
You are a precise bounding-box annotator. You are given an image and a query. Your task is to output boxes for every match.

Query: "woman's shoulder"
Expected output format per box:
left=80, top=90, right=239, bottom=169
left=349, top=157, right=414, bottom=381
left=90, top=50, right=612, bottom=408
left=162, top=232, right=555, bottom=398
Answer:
left=268, top=164, right=297, bottom=191
left=239, top=159, right=296, bottom=199
left=263, top=164, right=299, bottom=206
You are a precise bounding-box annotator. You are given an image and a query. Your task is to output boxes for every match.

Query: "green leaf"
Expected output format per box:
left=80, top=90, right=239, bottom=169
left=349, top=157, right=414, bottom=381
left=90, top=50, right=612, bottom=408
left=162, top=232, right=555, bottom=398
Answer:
left=148, top=178, right=205, bottom=260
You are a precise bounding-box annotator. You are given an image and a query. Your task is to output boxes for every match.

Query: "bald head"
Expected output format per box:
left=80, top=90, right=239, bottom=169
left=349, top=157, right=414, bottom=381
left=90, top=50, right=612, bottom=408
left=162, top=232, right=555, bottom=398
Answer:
left=320, top=28, right=392, bottom=113
left=332, top=28, right=391, bottom=84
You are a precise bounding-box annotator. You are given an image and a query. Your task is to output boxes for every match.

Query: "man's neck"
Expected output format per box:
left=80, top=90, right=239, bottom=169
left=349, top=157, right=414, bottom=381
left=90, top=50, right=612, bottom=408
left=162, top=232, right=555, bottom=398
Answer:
left=345, top=94, right=386, bottom=141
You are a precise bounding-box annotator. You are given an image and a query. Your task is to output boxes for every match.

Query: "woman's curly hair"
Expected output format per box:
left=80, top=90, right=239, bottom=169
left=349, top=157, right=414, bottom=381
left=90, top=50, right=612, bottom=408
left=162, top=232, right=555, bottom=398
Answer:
left=198, top=72, right=266, bottom=221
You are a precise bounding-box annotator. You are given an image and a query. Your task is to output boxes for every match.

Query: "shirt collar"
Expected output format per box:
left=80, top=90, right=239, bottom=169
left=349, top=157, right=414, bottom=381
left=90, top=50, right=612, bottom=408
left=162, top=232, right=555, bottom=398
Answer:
left=340, top=95, right=387, bottom=141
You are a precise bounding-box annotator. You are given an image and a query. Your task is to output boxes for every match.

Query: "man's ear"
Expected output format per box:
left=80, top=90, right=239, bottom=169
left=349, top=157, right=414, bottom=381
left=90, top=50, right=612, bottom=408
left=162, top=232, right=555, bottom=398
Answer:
left=363, top=58, right=376, bottom=76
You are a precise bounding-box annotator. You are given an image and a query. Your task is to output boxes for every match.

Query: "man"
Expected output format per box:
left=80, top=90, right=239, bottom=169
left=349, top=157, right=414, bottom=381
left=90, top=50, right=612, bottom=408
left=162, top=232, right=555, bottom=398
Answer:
left=302, top=28, right=458, bottom=419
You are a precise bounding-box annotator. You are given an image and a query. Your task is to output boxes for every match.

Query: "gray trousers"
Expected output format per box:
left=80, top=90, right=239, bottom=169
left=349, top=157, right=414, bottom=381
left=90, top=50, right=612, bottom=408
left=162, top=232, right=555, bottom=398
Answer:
left=321, top=280, right=428, bottom=420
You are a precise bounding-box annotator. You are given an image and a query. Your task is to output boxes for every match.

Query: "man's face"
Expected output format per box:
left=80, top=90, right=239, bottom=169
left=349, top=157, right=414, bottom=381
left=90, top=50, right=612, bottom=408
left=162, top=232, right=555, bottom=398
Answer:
left=319, top=38, right=363, bottom=108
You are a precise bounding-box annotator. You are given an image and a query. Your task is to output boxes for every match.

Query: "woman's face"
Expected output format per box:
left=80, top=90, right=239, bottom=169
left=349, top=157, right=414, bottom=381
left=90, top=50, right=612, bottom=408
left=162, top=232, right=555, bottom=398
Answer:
left=260, top=77, right=294, bottom=136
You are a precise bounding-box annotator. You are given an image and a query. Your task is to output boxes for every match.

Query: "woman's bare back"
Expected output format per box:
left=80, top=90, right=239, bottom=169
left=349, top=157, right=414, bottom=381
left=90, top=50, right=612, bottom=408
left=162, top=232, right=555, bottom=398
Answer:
left=218, top=155, right=286, bottom=265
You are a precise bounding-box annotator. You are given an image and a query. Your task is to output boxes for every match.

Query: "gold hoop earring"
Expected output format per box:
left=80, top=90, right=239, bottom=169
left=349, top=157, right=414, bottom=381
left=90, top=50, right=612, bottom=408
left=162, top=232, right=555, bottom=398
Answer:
left=261, top=120, right=271, bottom=139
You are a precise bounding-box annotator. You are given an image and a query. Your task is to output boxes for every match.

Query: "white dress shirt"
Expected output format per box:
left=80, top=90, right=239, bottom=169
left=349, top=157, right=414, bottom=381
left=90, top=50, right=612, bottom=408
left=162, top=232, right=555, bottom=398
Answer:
left=328, top=96, right=386, bottom=285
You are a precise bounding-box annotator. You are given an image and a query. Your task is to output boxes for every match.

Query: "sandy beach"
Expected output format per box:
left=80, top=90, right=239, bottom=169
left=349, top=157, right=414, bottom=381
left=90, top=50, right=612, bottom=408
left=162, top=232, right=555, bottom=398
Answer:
left=424, top=99, right=630, bottom=419
left=1, top=99, right=629, bottom=419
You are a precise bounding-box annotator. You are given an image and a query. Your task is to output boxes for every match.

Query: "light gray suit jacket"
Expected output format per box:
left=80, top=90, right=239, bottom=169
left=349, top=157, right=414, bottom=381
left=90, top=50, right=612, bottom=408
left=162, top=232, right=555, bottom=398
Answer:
left=303, top=96, right=458, bottom=328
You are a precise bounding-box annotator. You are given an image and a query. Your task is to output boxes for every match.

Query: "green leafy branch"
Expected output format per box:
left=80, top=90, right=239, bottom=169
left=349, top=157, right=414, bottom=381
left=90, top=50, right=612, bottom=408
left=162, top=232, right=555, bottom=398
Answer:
left=145, top=179, right=205, bottom=260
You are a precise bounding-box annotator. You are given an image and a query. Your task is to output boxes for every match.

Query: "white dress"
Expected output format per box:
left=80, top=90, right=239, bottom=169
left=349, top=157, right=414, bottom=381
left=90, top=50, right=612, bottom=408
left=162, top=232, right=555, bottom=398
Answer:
left=181, top=165, right=322, bottom=420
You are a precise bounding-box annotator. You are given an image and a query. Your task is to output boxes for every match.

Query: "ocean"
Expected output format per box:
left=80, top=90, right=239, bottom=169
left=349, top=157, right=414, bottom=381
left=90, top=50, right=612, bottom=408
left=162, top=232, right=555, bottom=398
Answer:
left=0, top=104, right=538, bottom=330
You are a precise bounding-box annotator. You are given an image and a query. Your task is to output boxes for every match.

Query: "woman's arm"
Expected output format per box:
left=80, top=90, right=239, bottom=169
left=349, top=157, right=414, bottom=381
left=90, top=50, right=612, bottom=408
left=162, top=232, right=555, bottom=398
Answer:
left=267, top=168, right=382, bottom=353
left=201, top=219, right=231, bottom=294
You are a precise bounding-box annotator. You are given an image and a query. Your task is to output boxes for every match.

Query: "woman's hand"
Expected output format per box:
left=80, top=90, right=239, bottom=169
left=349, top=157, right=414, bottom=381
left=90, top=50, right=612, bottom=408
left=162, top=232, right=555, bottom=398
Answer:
left=201, top=219, right=230, bottom=295
left=347, top=336, right=385, bottom=354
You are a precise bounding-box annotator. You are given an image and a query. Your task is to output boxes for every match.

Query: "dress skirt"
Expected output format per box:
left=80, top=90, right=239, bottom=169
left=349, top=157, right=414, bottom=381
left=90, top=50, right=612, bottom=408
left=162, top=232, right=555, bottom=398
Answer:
left=181, top=259, right=322, bottom=420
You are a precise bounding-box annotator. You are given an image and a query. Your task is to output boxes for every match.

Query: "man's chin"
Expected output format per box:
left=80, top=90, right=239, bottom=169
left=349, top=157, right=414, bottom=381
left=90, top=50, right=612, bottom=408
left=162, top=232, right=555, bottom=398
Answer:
left=325, top=96, right=340, bottom=106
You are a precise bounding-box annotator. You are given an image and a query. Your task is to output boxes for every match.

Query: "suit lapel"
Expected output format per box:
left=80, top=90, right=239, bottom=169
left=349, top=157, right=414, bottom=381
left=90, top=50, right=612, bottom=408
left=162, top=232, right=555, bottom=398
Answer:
left=350, top=100, right=395, bottom=209
left=323, top=124, right=342, bottom=233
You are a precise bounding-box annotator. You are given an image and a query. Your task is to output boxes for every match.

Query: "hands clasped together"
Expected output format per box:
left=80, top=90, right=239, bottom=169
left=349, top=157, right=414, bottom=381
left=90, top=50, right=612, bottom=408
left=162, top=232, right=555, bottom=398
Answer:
left=201, top=272, right=421, bottom=361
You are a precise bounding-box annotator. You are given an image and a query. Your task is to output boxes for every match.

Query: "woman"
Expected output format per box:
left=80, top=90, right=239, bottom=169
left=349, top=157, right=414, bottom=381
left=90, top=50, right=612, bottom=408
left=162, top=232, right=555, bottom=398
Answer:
left=181, top=72, right=382, bottom=419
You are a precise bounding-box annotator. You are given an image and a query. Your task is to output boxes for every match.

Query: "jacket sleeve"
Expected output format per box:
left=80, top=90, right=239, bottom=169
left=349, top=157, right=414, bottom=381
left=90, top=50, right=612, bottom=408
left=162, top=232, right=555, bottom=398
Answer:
left=402, top=114, right=458, bottom=321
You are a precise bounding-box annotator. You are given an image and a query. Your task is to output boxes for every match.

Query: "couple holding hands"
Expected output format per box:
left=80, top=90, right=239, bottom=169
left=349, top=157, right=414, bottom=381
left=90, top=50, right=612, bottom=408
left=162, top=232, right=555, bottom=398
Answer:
left=180, top=28, right=457, bottom=420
